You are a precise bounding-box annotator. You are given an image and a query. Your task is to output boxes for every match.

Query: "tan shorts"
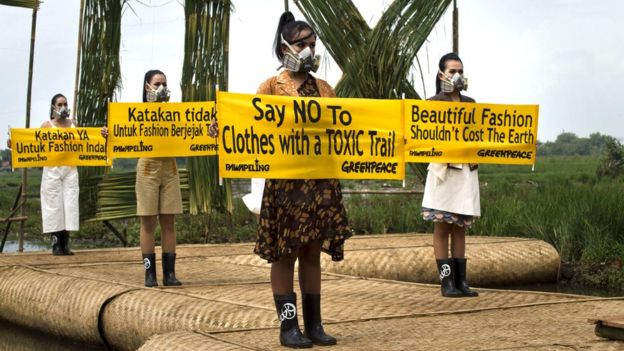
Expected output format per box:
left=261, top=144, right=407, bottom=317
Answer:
left=135, top=157, right=183, bottom=216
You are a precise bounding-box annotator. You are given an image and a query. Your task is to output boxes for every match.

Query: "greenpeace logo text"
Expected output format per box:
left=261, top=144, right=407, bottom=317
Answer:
left=477, top=149, right=533, bottom=159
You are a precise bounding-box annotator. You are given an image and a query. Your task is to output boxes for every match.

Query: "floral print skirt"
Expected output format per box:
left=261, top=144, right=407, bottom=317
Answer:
left=422, top=207, right=474, bottom=227
left=254, top=179, right=352, bottom=263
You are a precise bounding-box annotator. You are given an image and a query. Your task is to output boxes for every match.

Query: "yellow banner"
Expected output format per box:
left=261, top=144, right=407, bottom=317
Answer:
left=107, top=102, right=218, bottom=159
left=217, top=91, right=405, bottom=179
left=405, top=100, right=539, bottom=164
left=10, top=127, right=108, bottom=168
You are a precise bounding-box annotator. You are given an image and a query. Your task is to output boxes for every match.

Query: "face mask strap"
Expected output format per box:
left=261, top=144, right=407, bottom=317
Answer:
left=280, top=34, right=320, bottom=73
left=281, top=34, right=297, bottom=54
left=439, top=70, right=452, bottom=81
left=54, top=106, right=70, bottom=118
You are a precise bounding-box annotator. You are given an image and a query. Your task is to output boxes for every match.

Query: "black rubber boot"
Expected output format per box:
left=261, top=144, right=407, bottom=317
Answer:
left=453, top=258, right=479, bottom=297
left=274, top=293, right=313, bottom=348
left=302, top=293, right=337, bottom=346
left=162, top=253, right=182, bottom=286
left=61, top=230, right=74, bottom=255
left=51, top=232, right=63, bottom=256
left=436, top=259, right=463, bottom=297
left=142, top=253, right=158, bottom=287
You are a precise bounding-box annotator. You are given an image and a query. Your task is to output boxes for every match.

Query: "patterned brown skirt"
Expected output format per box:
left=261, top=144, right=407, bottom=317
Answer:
left=254, top=179, right=352, bottom=263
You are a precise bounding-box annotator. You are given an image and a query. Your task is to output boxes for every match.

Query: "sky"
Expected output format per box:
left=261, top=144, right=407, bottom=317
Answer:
left=1, top=0, right=623, bottom=143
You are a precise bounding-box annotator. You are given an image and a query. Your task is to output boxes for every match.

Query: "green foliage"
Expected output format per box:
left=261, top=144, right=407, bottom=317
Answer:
left=538, top=132, right=614, bottom=156
left=3, top=156, right=623, bottom=274
left=295, top=0, right=452, bottom=99
left=596, top=138, right=624, bottom=179
left=182, top=0, right=233, bottom=215
left=75, top=0, right=125, bottom=219
left=0, top=170, right=42, bottom=241
left=0, top=0, right=39, bottom=9
left=296, top=0, right=451, bottom=184
left=344, top=194, right=430, bottom=234
left=101, top=196, right=257, bottom=248
left=476, top=158, right=624, bottom=263
left=92, top=170, right=189, bottom=221
left=0, top=149, right=10, bottom=163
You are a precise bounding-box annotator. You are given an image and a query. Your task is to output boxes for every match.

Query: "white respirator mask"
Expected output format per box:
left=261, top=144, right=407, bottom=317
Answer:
left=54, top=106, right=70, bottom=119
left=440, top=71, right=468, bottom=93
left=146, top=83, right=170, bottom=102
left=281, top=34, right=320, bottom=73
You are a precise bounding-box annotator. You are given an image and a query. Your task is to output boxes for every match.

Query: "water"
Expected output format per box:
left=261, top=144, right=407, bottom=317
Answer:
left=1, top=240, right=48, bottom=253
left=0, top=319, right=106, bottom=351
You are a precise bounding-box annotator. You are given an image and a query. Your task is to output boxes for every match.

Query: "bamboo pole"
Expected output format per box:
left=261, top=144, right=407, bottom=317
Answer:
left=453, top=0, right=458, bottom=54
left=20, top=5, right=38, bottom=252
left=72, top=0, right=84, bottom=119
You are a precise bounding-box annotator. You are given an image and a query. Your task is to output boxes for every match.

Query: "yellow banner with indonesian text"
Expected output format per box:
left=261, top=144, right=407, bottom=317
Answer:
left=107, top=102, right=218, bottom=159
left=405, top=100, right=539, bottom=164
left=10, top=127, right=108, bottom=168
left=217, top=91, right=405, bottom=179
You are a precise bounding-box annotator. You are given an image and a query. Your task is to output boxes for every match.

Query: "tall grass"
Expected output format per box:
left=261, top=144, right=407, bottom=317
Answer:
left=343, top=193, right=430, bottom=234
left=473, top=178, right=624, bottom=262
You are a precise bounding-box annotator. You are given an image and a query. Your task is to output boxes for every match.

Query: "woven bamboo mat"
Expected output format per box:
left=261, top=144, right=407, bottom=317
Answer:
left=0, top=235, right=559, bottom=287
left=0, top=233, right=617, bottom=351
left=179, top=277, right=588, bottom=323
left=320, top=238, right=560, bottom=286
left=199, top=299, right=624, bottom=351
left=136, top=299, right=624, bottom=351
left=0, top=265, right=132, bottom=344
left=137, top=331, right=252, bottom=351
left=46, top=257, right=271, bottom=286
left=336, top=233, right=539, bottom=249
left=200, top=235, right=560, bottom=286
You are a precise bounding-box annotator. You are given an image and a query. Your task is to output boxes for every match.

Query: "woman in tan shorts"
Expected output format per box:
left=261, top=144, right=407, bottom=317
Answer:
left=136, top=69, right=183, bottom=287
left=103, top=69, right=182, bottom=287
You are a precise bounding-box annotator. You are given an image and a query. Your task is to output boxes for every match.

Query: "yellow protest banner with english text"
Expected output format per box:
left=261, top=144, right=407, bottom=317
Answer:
left=405, top=100, right=539, bottom=164
left=10, top=127, right=109, bottom=168
left=107, top=102, right=218, bottom=159
left=217, top=91, right=404, bottom=179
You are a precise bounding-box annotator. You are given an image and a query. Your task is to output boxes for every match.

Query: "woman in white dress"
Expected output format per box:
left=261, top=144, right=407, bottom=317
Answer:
left=422, top=53, right=479, bottom=297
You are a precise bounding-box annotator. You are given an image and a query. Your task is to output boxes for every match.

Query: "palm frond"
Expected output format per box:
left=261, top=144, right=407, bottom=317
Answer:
left=75, top=0, right=125, bottom=219
left=297, top=0, right=450, bottom=99
left=182, top=0, right=233, bottom=215
left=0, top=0, right=39, bottom=9
left=93, top=170, right=190, bottom=220
left=296, top=0, right=452, bottom=184
left=351, top=0, right=451, bottom=99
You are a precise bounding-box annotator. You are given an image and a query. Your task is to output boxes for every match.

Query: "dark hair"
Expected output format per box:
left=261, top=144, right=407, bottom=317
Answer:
left=143, top=69, right=166, bottom=102
left=50, top=93, right=66, bottom=119
left=273, top=11, right=315, bottom=61
left=435, top=53, right=463, bottom=94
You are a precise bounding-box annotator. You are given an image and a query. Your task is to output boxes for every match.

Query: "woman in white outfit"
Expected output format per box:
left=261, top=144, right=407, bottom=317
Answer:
left=422, top=53, right=479, bottom=297
left=41, top=93, right=79, bottom=255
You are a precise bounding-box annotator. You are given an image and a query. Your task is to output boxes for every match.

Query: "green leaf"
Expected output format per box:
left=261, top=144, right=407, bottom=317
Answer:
left=182, top=0, right=233, bottom=215
left=0, top=0, right=39, bottom=9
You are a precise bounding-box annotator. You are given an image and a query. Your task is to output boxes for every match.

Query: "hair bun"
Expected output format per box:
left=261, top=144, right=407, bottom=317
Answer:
left=280, top=11, right=295, bottom=24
